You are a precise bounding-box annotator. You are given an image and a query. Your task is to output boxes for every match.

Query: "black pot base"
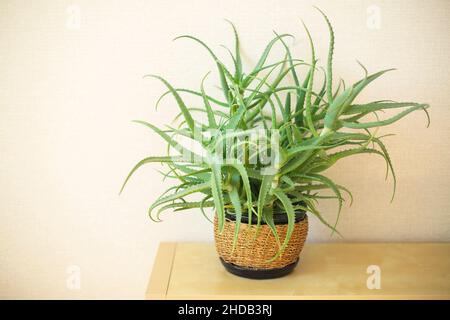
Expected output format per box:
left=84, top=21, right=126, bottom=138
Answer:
left=219, top=258, right=299, bottom=279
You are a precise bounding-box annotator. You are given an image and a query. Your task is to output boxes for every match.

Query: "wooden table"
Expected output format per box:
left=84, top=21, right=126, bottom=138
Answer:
left=146, top=242, right=450, bottom=300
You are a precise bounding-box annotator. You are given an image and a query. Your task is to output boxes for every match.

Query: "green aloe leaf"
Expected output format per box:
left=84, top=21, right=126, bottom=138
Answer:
left=211, top=163, right=225, bottom=232
left=257, top=174, right=274, bottom=229
left=340, top=104, right=430, bottom=129
left=281, top=132, right=332, bottom=174
left=156, top=88, right=228, bottom=108
left=149, top=181, right=211, bottom=221
left=302, top=173, right=343, bottom=235
left=159, top=200, right=214, bottom=215
left=228, top=187, right=243, bottom=250
left=243, top=34, right=294, bottom=87
left=301, top=21, right=318, bottom=136
left=315, top=7, right=334, bottom=104
left=343, top=101, right=423, bottom=115
left=120, top=156, right=187, bottom=194
left=347, top=69, right=395, bottom=105
left=294, top=70, right=310, bottom=126
left=174, top=35, right=232, bottom=104
left=301, top=199, right=343, bottom=237
left=224, top=161, right=253, bottom=224
left=262, top=205, right=281, bottom=249
left=133, top=120, right=203, bottom=163
left=271, top=188, right=295, bottom=259
left=225, top=20, right=243, bottom=82
left=145, top=75, right=195, bottom=132
left=323, top=87, right=353, bottom=131
left=200, top=73, right=218, bottom=129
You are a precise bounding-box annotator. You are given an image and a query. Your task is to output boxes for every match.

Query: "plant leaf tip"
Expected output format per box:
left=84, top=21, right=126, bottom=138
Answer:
left=172, top=35, right=186, bottom=41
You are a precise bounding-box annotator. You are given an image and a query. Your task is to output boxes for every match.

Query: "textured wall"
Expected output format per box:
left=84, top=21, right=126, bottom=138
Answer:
left=0, top=0, right=449, bottom=299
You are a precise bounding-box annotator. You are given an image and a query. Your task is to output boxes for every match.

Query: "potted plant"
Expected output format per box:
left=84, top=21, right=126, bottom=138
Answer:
left=120, top=9, right=429, bottom=279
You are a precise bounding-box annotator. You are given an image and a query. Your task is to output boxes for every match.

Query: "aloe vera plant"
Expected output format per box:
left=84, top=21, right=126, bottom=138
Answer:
left=121, top=9, right=429, bottom=253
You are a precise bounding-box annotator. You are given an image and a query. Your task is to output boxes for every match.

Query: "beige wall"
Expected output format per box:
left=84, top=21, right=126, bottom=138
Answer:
left=0, top=0, right=449, bottom=299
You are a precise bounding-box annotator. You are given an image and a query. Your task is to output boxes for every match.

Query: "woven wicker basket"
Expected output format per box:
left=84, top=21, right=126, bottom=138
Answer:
left=214, top=212, right=308, bottom=276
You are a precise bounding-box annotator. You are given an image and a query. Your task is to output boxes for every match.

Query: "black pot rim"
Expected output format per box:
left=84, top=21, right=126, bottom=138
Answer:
left=220, top=257, right=299, bottom=279
left=225, top=208, right=306, bottom=225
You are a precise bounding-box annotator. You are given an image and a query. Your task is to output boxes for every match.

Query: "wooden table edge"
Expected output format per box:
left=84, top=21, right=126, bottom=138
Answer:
left=146, top=242, right=177, bottom=300
left=164, top=294, right=450, bottom=300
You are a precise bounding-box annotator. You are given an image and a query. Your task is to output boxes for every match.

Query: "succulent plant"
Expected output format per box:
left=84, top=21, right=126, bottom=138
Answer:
left=121, top=8, right=429, bottom=255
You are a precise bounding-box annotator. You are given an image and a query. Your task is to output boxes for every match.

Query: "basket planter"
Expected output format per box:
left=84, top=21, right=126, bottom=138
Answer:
left=214, top=210, right=308, bottom=279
